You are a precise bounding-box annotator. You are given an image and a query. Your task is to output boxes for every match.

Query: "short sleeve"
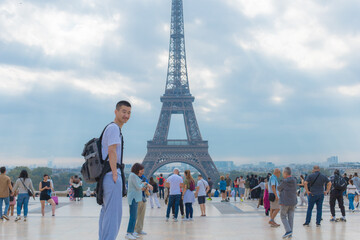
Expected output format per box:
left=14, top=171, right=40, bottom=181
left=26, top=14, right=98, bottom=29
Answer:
left=106, top=124, right=121, bottom=146
left=305, top=175, right=312, bottom=182
left=180, top=177, right=183, bottom=183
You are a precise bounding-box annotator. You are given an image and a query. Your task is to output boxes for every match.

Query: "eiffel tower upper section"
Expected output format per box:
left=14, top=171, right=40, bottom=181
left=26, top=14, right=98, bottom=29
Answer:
left=151, top=0, right=203, bottom=145
left=164, top=0, right=190, bottom=96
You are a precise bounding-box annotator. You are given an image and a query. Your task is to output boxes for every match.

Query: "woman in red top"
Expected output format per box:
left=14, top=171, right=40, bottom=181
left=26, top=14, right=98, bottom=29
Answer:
left=234, top=177, right=240, bottom=201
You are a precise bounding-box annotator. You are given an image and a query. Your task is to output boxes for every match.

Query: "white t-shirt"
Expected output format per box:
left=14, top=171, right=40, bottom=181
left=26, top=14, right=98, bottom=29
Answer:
left=353, top=177, right=360, bottom=190
left=101, top=123, right=123, bottom=164
left=166, top=174, right=183, bottom=195
left=197, top=179, right=209, bottom=197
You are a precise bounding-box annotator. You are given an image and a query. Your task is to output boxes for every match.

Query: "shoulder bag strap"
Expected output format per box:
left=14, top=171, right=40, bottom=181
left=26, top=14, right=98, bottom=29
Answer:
left=20, top=179, right=31, bottom=192
left=310, top=172, right=321, bottom=189
left=99, top=122, right=114, bottom=162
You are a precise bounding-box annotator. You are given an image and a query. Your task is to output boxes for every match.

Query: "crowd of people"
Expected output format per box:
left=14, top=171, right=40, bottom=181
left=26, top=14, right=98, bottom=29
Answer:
left=2, top=101, right=360, bottom=240
left=0, top=167, right=57, bottom=222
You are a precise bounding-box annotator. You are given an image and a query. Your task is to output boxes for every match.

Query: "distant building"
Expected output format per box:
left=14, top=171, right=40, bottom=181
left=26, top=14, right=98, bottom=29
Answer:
left=327, top=156, right=339, bottom=166
left=214, top=161, right=235, bottom=172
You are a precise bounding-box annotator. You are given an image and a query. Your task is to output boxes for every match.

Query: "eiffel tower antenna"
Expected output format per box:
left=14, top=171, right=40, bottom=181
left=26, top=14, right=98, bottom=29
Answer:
left=142, top=0, right=220, bottom=181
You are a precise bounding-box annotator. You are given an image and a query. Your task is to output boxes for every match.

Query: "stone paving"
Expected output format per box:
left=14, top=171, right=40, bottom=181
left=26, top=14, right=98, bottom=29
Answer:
left=1, top=196, right=359, bottom=240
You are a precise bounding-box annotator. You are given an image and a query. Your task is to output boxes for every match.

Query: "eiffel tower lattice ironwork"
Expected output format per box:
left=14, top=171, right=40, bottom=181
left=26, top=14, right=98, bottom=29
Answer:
left=142, top=0, right=220, bottom=181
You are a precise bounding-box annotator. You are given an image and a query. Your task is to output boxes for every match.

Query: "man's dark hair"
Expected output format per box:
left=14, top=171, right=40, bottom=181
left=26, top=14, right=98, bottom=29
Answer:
left=334, top=169, right=340, bottom=175
left=131, top=163, right=144, bottom=175
left=354, top=173, right=358, bottom=177
left=0, top=167, right=6, bottom=174
left=116, top=101, right=131, bottom=110
left=208, top=177, right=211, bottom=180
left=19, top=170, right=29, bottom=179
left=43, top=174, right=49, bottom=177
left=198, top=174, right=203, bottom=178
left=160, top=174, right=163, bottom=177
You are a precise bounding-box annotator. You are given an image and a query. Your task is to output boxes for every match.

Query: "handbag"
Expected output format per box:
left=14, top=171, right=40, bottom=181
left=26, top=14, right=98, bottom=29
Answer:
left=20, top=179, right=34, bottom=197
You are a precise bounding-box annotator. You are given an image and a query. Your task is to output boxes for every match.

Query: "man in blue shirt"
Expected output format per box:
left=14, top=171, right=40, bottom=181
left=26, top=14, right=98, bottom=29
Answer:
left=304, top=165, right=331, bottom=227
left=268, top=169, right=281, bottom=227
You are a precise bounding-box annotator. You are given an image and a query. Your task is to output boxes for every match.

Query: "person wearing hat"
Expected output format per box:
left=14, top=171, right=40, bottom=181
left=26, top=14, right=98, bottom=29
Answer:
left=165, top=168, right=183, bottom=222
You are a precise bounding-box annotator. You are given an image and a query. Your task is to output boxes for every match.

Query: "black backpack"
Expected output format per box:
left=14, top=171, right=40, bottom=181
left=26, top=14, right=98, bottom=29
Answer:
left=158, top=177, right=164, bottom=185
left=333, top=175, right=347, bottom=192
left=81, top=123, right=112, bottom=183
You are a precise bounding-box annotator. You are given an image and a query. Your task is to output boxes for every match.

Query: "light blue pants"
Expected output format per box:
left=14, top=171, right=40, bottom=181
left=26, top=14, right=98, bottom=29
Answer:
left=17, top=193, right=29, bottom=217
left=99, top=171, right=122, bottom=240
left=0, top=197, right=10, bottom=217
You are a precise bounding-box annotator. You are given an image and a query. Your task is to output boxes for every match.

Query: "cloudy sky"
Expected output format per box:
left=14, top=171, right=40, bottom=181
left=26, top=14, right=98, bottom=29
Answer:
left=1, top=0, right=360, bottom=167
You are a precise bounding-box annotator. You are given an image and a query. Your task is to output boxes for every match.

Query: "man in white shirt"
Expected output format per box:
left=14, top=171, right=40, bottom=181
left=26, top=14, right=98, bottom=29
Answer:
left=195, top=175, right=209, bottom=216
left=165, top=168, right=183, bottom=222
left=99, top=101, right=131, bottom=240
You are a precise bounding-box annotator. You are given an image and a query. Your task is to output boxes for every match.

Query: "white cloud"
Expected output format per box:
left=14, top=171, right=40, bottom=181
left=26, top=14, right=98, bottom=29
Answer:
left=270, top=81, right=293, bottom=104
left=234, top=0, right=358, bottom=71
left=0, top=1, right=121, bottom=56
left=338, top=84, right=360, bottom=97
left=0, top=64, right=152, bottom=110
left=225, top=0, right=275, bottom=18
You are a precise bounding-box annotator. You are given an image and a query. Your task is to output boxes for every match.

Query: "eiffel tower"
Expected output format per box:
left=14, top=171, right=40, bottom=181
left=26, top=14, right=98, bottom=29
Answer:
left=142, top=0, right=220, bottom=181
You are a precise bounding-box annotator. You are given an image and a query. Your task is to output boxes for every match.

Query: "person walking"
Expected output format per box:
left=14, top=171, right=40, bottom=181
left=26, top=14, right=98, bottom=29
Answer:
left=347, top=179, right=359, bottom=212
left=238, top=176, right=245, bottom=202
left=207, top=177, right=213, bottom=201
left=251, top=177, right=265, bottom=208
left=219, top=176, right=227, bottom=202
left=126, top=163, right=147, bottom=240
left=149, top=177, right=161, bottom=209
left=98, top=100, right=131, bottom=240
left=329, top=169, right=346, bottom=222
left=72, top=175, right=82, bottom=201
left=263, top=177, right=270, bottom=216
left=182, top=170, right=196, bottom=221
left=134, top=173, right=152, bottom=237
left=352, top=173, right=360, bottom=209
left=195, top=175, right=209, bottom=217
left=39, top=174, right=56, bottom=217
left=157, top=174, right=165, bottom=200
left=298, top=175, right=307, bottom=206
left=303, top=165, right=331, bottom=227
left=7, top=183, right=16, bottom=217
left=13, top=170, right=35, bottom=222
left=268, top=169, right=281, bottom=227
left=244, top=175, right=251, bottom=200
left=0, top=166, right=13, bottom=221
left=165, top=168, right=183, bottom=222
left=233, top=177, right=240, bottom=202
left=225, top=174, right=231, bottom=201
left=278, top=167, right=297, bottom=239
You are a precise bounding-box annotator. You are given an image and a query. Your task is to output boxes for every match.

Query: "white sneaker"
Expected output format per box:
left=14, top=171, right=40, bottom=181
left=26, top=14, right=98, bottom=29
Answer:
left=189, top=218, right=194, bottom=221
left=125, top=233, right=136, bottom=240
left=15, top=216, right=21, bottom=222
left=183, top=218, right=189, bottom=221
left=137, top=231, right=147, bottom=235
left=132, top=233, right=140, bottom=238
left=166, top=217, right=169, bottom=222
left=174, top=218, right=178, bottom=222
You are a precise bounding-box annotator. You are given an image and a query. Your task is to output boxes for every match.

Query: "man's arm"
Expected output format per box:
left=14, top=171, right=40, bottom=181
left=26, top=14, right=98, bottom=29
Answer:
left=108, top=144, right=118, bottom=183
left=304, top=181, right=311, bottom=195
left=325, top=181, right=331, bottom=195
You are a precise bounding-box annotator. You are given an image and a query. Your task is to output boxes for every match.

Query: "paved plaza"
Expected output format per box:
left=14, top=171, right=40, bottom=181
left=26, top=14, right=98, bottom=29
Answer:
left=1, top=196, right=359, bottom=240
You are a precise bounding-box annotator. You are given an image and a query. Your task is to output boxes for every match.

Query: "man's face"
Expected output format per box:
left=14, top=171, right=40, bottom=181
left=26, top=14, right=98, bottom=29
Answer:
left=226, top=174, right=229, bottom=178
left=115, top=106, right=131, bottom=124
left=282, top=170, right=288, bottom=178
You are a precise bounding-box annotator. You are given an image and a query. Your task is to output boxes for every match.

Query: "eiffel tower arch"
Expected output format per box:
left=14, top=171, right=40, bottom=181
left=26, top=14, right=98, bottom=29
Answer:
left=142, top=0, right=220, bottom=181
